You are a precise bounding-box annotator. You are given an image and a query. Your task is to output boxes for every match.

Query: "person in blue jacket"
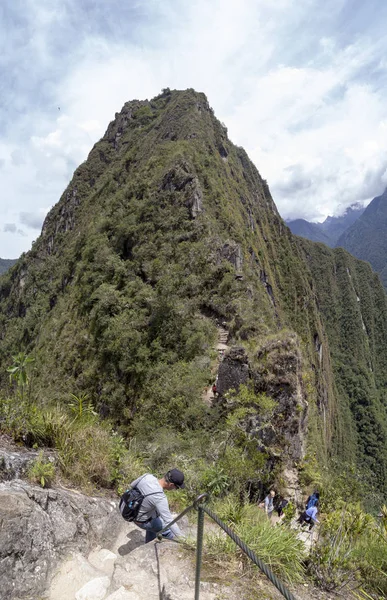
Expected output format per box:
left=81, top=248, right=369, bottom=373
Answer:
left=298, top=505, right=320, bottom=530
left=305, top=491, right=320, bottom=510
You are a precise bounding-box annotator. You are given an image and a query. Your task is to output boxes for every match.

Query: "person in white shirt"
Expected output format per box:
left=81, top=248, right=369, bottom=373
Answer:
left=130, top=469, right=185, bottom=543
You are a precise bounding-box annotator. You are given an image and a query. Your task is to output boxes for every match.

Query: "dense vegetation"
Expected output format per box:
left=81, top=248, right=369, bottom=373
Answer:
left=300, top=241, right=387, bottom=501
left=0, top=88, right=386, bottom=508
left=0, top=258, right=17, bottom=275
left=337, top=187, right=387, bottom=288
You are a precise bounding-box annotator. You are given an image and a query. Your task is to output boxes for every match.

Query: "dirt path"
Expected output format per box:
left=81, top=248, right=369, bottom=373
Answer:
left=202, top=325, right=229, bottom=405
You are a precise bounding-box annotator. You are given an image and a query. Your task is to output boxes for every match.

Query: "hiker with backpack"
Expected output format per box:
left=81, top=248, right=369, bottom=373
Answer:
left=119, top=469, right=185, bottom=543
left=298, top=504, right=320, bottom=530
left=305, top=491, right=320, bottom=510
left=298, top=491, right=320, bottom=530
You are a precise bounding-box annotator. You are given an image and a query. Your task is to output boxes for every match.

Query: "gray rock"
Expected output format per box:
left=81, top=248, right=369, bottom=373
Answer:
left=49, top=553, right=102, bottom=600
left=217, top=346, right=249, bottom=396
left=88, top=548, right=117, bottom=576
left=0, top=448, right=40, bottom=481
left=0, top=479, right=122, bottom=600
left=75, top=575, right=111, bottom=600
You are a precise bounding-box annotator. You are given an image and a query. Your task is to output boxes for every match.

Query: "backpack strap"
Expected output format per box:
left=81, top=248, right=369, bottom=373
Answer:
left=132, top=474, right=147, bottom=490
left=129, top=475, right=163, bottom=522
left=131, top=474, right=163, bottom=498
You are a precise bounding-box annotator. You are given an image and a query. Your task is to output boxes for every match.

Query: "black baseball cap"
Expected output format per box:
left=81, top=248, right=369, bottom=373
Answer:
left=167, top=468, right=185, bottom=489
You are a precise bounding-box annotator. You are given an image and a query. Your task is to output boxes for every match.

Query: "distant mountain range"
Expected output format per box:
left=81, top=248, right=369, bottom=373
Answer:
left=288, top=190, right=387, bottom=289
left=287, top=203, right=365, bottom=248
left=337, top=188, right=387, bottom=288
left=0, top=258, right=17, bottom=275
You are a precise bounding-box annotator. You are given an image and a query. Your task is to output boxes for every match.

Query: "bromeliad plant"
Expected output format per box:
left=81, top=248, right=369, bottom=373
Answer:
left=7, top=352, right=35, bottom=401
left=68, top=393, right=97, bottom=422
left=28, top=451, right=56, bottom=488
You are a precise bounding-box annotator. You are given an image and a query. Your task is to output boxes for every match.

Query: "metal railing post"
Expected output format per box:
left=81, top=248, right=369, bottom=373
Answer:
left=154, top=492, right=297, bottom=600
left=194, top=503, right=205, bottom=600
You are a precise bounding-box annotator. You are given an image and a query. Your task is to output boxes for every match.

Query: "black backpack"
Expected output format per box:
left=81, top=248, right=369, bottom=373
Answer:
left=119, top=476, right=158, bottom=522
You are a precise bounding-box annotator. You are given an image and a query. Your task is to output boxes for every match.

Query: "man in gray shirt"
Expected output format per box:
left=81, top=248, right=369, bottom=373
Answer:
left=130, top=469, right=185, bottom=543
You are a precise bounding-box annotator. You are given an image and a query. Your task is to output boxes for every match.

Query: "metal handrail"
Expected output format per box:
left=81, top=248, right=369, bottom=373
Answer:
left=156, top=493, right=209, bottom=535
left=157, top=493, right=297, bottom=600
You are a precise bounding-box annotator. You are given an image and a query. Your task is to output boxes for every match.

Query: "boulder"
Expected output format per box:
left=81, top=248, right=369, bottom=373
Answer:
left=75, top=576, right=111, bottom=600
left=88, top=547, right=117, bottom=576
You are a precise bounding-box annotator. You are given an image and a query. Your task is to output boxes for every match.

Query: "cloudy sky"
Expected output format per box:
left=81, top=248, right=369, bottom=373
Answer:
left=2, top=0, right=387, bottom=258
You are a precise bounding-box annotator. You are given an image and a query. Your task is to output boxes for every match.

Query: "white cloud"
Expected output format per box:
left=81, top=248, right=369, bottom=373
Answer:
left=1, top=0, right=387, bottom=255
left=20, top=211, right=46, bottom=229
left=4, top=223, right=26, bottom=236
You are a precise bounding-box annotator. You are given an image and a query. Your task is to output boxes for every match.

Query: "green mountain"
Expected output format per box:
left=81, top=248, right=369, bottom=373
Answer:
left=285, top=218, right=331, bottom=245
left=0, top=258, right=17, bottom=275
left=287, top=204, right=365, bottom=247
left=337, top=188, right=387, bottom=287
left=1, top=89, right=387, bottom=500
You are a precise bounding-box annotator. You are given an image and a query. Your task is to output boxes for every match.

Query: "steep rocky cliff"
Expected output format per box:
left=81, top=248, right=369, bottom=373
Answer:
left=0, top=89, right=386, bottom=499
left=0, top=477, right=121, bottom=600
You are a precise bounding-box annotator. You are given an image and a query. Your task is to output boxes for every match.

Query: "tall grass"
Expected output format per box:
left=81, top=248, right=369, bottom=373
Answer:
left=310, top=502, right=387, bottom=597
left=0, top=395, right=144, bottom=492
left=204, top=496, right=305, bottom=584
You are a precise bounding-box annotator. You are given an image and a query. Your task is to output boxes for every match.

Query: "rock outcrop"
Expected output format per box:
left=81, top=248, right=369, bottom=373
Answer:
left=216, top=346, right=249, bottom=396
left=216, top=334, right=308, bottom=503
left=0, top=479, right=121, bottom=600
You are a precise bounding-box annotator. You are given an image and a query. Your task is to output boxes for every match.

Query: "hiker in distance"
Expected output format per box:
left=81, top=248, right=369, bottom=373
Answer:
left=305, top=490, right=320, bottom=510
left=123, top=469, right=185, bottom=543
left=298, top=504, right=320, bottom=530
left=264, top=489, right=276, bottom=519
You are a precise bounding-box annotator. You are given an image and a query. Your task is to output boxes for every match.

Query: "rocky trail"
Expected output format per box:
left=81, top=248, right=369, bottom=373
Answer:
left=47, top=522, right=217, bottom=600
left=45, top=512, right=322, bottom=600
left=203, top=325, right=229, bottom=405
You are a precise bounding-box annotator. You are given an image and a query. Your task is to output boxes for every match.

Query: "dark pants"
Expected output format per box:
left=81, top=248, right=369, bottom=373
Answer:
left=298, top=511, right=314, bottom=530
left=135, top=517, right=174, bottom=543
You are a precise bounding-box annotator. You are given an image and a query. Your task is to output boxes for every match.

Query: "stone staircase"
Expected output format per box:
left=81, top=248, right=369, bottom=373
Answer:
left=47, top=521, right=234, bottom=600
left=216, top=326, right=229, bottom=348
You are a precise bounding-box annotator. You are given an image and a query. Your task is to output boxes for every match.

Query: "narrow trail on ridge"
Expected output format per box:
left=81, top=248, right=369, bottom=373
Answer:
left=202, top=324, right=229, bottom=405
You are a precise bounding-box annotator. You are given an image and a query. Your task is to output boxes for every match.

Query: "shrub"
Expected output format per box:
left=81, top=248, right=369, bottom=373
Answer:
left=28, top=451, right=55, bottom=488
left=308, top=501, right=387, bottom=596
left=0, top=393, right=145, bottom=493
left=201, top=465, right=230, bottom=497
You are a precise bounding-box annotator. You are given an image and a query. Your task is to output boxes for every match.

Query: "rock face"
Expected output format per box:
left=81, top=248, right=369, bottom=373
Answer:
left=216, top=346, right=249, bottom=396
left=0, top=447, right=40, bottom=480
left=0, top=479, right=122, bottom=600
left=251, top=334, right=308, bottom=463
left=216, top=335, right=308, bottom=502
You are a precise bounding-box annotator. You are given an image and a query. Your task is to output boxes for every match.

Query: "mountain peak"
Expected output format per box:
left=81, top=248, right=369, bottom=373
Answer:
left=288, top=202, right=365, bottom=247
left=2, top=88, right=387, bottom=509
left=337, top=186, right=387, bottom=284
